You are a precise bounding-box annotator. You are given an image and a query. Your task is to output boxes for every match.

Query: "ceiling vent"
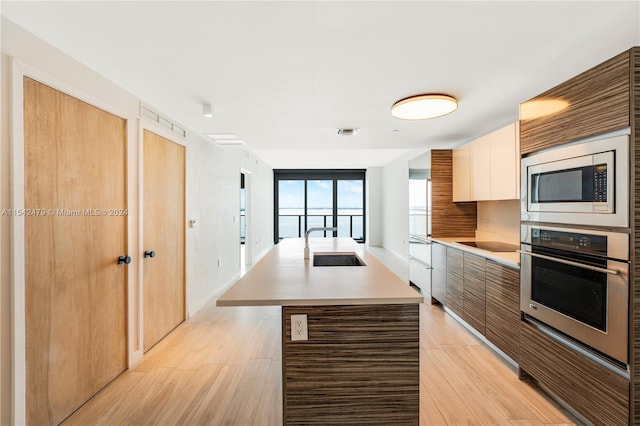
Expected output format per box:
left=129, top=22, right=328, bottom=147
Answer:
left=337, top=128, right=360, bottom=136
left=205, top=133, right=245, bottom=146
left=141, top=105, right=186, bottom=138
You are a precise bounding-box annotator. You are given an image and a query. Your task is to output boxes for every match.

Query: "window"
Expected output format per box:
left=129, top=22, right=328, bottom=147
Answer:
left=274, top=170, right=366, bottom=243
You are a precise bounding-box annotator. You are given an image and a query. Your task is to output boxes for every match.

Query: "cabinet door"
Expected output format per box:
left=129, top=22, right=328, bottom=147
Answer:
left=519, top=51, right=629, bottom=155
left=463, top=252, right=486, bottom=335
left=490, top=122, right=519, bottom=200
left=446, top=247, right=464, bottom=317
left=409, top=258, right=430, bottom=291
left=471, top=135, right=491, bottom=201
left=452, top=146, right=472, bottom=202
left=485, top=261, right=520, bottom=361
left=431, top=243, right=447, bottom=304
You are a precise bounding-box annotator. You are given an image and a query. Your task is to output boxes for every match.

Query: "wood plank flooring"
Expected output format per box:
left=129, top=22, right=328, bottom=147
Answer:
left=62, top=299, right=576, bottom=425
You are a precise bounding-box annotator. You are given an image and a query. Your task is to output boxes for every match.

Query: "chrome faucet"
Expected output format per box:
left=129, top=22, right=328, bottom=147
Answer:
left=304, top=227, right=337, bottom=259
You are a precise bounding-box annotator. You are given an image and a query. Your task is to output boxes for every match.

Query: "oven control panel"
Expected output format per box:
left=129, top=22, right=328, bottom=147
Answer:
left=531, top=228, right=607, bottom=256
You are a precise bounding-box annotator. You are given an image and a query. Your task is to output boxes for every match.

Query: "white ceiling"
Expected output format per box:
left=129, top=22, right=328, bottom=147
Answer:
left=2, top=1, right=639, bottom=168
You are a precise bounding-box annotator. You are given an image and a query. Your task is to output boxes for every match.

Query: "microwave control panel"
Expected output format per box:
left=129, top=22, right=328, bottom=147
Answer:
left=593, top=163, right=608, bottom=203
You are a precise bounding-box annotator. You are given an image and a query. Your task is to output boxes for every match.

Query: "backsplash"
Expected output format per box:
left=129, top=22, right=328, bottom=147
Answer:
left=476, top=200, right=520, bottom=245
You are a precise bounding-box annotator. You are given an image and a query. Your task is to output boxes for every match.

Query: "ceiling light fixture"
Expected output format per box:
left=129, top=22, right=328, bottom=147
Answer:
left=205, top=133, right=245, bottom=146
left=203, top=103, right=213, bottom=118
left=391, top=94, right=458, bottom=120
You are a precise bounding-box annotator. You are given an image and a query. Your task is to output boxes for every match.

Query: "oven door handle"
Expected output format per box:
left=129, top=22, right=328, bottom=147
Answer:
left=516, top=250, right=620, bottom=275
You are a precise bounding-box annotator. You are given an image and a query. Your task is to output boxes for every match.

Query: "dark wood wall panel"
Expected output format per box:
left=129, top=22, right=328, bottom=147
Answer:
left=282, top=304, right=419, bottom=425
left=520, top=321, right=629, bottom=425
left=446, top=247, right=464, bottom=317
left=631, top=45, right=640, bottom=425
left=462, top=252, right=486, bottom=335
left=520, top=50, right=630, bottom=155
left=485, top=261, right=520, bottom=362
left=431, top=150, right=477, bottom=238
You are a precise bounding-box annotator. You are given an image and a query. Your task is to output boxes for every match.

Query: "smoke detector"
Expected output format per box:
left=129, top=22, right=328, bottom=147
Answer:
left=337, top=128, right=360, bottom=136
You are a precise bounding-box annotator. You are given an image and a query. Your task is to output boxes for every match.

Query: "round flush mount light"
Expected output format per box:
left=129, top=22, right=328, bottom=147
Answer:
left=391, top=94, right=458, bottom=120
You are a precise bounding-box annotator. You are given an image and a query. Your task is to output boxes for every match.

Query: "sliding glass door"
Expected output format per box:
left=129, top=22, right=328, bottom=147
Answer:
left=274, top=170, right=366, bottom=243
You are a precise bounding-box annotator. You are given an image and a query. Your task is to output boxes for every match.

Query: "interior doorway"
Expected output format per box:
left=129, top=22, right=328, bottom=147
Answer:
left=240, top=171, right=251, bottom=276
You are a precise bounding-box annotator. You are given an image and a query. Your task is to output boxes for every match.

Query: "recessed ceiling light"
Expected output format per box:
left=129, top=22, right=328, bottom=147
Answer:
left=205, top=133, right=245, bottom=146
left=391, top=94, right=458, bottom=120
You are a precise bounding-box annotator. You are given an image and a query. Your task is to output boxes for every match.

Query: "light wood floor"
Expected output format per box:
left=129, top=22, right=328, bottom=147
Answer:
left=62, top=298, right=576, bottom=425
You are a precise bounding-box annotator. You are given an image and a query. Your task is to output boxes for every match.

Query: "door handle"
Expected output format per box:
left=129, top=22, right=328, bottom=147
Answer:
left=517, top=250, right=619, bottom=275
left=117, top=255, right=132, bottom=265
left=144, top=250, right=156, bottom=258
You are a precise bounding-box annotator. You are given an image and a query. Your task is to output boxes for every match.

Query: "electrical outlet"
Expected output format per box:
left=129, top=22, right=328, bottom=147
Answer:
left=217, top=258, right=222, bottom=267
left=291, top=314, right=308, bottom=341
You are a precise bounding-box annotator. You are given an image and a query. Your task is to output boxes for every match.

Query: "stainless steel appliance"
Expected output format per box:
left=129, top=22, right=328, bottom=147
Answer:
left=409, top=152, right=432, bottom=289
left=520, top=224, right=629, bottom=364
left=520, top=130, right=629, bottom=228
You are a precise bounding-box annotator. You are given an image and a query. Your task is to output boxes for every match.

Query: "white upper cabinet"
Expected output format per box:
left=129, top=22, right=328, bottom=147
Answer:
left=453, top=122, right=520, bottom=202
left=489, top=122, right=519, bottom=200
left=452, top=144, right=472, bottom=202
left=471, top=134, right=492, bottom=201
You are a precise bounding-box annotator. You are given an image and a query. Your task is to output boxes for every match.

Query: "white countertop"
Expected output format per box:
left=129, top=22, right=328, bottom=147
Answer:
left=431, top=237, right=520, bottom=269
left=217, top=238, right=424, bottom=307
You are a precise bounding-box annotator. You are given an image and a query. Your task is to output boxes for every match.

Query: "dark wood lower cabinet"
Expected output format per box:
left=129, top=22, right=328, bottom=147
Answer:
left=431, top=242, right=447, bottom=304
left=446, top=248, right=464, bottom=317
left=282, top=304, right=420, bottom=426
left=462, top=252, right=486, bottom=335
left=485, top=261, right=519, bottom=361
left=520, top=320, right=629, bottom=425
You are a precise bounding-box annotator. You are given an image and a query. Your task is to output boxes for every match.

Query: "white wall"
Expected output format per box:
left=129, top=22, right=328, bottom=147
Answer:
left=0, top=17, right=273, bottom=423
left=185, top=147, right=273, bottom=315
left=380, top=150, right=425, bottom=259
left=366, top=167, right=382, bottom=246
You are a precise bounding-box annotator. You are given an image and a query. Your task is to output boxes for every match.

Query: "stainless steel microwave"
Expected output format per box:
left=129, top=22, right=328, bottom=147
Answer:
left=521, top=130, right=629, bottom=228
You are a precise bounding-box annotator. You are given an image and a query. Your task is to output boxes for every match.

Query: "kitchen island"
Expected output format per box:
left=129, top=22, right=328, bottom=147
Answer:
left=217, top=238, right=424, bottom=425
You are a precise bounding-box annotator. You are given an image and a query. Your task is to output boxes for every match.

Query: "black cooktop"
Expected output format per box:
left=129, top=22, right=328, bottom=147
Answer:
left=456, top=241, right=519, bottom=252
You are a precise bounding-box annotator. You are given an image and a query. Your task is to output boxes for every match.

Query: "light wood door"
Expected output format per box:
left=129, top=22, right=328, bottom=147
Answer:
left=143, top=130, right=185, bottom=351
left=24, top=77, right=128, bottom=425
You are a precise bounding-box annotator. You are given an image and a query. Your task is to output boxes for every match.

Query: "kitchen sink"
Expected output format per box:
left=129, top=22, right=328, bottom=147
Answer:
left=312, top=252, right=366, bottom=267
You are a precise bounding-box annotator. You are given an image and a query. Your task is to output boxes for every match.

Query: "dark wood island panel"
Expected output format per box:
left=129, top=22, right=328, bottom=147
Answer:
left=282, top=304, right=419, bottom=425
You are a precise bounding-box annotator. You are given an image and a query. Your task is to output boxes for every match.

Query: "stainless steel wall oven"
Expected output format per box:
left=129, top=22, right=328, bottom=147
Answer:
left=520, top=224, right=629, bottom=365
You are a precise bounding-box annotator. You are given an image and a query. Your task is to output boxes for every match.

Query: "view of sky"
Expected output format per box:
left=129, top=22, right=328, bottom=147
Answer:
left=278, top=180, right=363, bottom=210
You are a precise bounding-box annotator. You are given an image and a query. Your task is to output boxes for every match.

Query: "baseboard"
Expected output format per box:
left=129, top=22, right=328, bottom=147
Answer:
left=187, top=273, right=240, bottom=318
left=443, top=306, right=519, bottom=370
